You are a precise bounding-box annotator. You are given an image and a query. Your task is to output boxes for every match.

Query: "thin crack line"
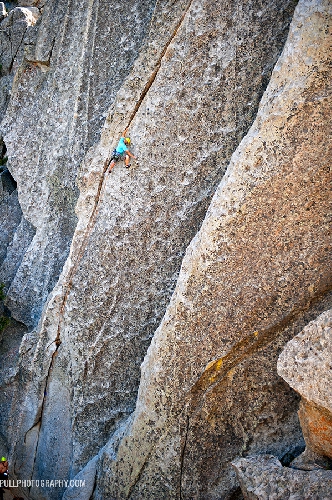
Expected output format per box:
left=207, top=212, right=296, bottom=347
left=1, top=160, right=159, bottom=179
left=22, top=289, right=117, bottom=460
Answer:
left=179, top=414, right=190, bottom=500
left=8, top=25, right=28, bottom=73
left=28, top=158, right=109, bottom=473
left=125, top=0, right=194, bottom=131
left=24, top=346, right=60, bottom=494
left=56, top=157, right=109, bottom=345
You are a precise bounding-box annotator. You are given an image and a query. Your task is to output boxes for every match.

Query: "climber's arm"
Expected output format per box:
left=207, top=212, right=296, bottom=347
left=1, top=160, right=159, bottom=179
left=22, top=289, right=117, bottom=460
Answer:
left=126, top=150, right=137, bottom=159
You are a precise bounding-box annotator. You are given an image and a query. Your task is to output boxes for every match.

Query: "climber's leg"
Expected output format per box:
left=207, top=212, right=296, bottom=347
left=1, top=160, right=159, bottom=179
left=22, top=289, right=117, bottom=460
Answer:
left=124, top=154, right=131, bottom=168
left=108, top=159, right=116, bottom=172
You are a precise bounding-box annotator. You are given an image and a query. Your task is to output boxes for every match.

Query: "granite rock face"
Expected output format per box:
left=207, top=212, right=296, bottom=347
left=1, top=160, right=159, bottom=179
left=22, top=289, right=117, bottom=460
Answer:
left=278, top=310, right=332, bottom=461
left=0, top=5, right=39, bottom=299
left=232, top=455, right=332, bottom=500
left=0, top=319, right=28, bottom=463
left=96, top=0, right=332, bottom=497
left=0, top=168, right=21, bottom=267
left=0, top=0, right=330, bottom=499
left=3, top=1, right=302, bottom=498
left=1, top=0, right=157, bottom=328
left=0, top=5, right=40, bottom=118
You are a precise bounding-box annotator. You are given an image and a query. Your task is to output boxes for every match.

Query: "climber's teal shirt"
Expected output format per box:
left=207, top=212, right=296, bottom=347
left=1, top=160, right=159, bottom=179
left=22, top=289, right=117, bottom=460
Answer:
left=116, top=137, right=128, bottom=154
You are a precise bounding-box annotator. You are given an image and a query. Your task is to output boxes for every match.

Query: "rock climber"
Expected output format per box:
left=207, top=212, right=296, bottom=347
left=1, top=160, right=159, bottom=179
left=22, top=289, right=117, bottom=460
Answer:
left=0, top=457, right=8, bottom=500
left=108, top=128, right=137, bottom=172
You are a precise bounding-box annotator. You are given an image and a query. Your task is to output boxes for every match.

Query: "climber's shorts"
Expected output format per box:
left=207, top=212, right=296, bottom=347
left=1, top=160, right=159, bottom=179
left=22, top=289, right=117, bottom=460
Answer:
left=111, top=149, right=128, bottom=162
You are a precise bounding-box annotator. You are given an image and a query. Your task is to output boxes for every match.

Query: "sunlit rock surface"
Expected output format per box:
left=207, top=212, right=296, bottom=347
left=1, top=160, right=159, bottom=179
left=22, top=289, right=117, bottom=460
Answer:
left=0, top=0, right=330, bottom=499
left=2, top=1, right=301, bottom=498
left=97, top=0, right=331, bottom=497
left=232, top=455, right=332, bottom=500
left=278, top=309, right=332, bottom=462
left=1, top=0, right=157, bottom=328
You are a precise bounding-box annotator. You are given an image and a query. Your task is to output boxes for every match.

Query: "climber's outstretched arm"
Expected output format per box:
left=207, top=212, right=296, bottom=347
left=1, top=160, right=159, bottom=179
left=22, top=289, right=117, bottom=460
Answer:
left=127, top=150, right=136, bottom=159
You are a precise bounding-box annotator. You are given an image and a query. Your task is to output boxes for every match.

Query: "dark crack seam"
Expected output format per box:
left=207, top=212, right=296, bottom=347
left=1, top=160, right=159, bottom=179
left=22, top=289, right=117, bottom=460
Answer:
left=125, top=0, right=194, bottom=131
left=25, top=348, right=59, bottom=498
left=25, top=157, right=109, bottom=467
left=55, top=0, right=195, bottom=339
left=8, top=25, right=28, bottom=74
left=179, top=415, right=190, bottom=500
left=122, top=6, right=198, bottom=494
left=51, top=0, right=195, bottom=361
left=56, top=156, right=110, bottom=347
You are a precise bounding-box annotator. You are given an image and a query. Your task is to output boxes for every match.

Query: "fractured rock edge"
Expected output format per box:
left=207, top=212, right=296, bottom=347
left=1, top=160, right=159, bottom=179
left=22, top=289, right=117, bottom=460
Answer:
left=277, top=309, right=332, bottom=413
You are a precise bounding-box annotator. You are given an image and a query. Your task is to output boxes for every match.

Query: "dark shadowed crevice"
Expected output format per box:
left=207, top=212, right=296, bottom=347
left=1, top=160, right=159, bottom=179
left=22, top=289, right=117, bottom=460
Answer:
left=179, top=414, right=190, bottom=500
left=0, top=140, right=16, bottom=193
left=0, top=167, right=17, bottom=194
left=228, top=487, right=244, bottom=500
left=280, top=444, right=305, bottom=466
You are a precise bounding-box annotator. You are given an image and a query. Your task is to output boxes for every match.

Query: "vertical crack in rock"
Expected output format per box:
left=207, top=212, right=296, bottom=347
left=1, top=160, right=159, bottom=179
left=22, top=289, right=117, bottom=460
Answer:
left=56, top=157, right=110, bottom=348
left=31, top=153, right=115, bottom=480
left=16, top=0, right=106, bottom=386
left=8, top=26, right=28, bottom=73
left=23, top=350, right=59, bottom=482
left=125, top=0, right=193, bottom=130
left=179, top=415, right=190, bottom=500
left=29, top=1, right=202, bottom=480
left=5, top=0, right=308, bottom=491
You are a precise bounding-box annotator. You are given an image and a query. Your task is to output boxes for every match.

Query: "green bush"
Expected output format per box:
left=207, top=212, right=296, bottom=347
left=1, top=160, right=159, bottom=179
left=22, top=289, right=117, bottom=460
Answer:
left=0, top=283, right=10, bottom=334
left=0, top=316, right=10, bottom=332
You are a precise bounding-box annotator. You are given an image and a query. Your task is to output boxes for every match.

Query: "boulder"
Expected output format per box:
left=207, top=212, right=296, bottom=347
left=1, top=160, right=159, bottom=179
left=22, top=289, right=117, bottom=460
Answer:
left=277, top=310, right=332, bottom=414
left=297, top=399, right=332, bottom=460
left=232, top=454, right=332, bottom=500
left=278, top=310, right=332, bottom=461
